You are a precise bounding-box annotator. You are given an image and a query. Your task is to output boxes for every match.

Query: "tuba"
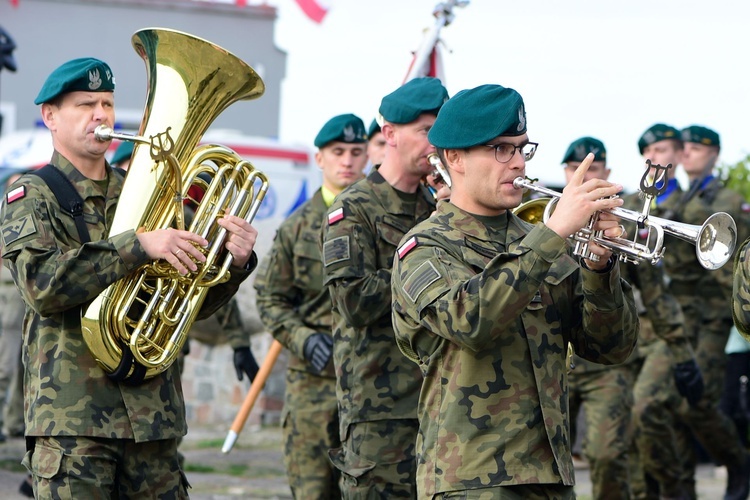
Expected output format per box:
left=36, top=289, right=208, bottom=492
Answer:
left=81, top=28, right=268, bottom=384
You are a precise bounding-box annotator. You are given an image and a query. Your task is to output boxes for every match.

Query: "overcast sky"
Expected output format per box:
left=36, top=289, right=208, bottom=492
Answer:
left=269, top=0, right=749, bottom=192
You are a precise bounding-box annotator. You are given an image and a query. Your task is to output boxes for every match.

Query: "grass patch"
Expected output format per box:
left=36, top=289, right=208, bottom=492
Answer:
left=0, top=458, right=27, bottom=473
left=183, top=463, right=216, bottom=474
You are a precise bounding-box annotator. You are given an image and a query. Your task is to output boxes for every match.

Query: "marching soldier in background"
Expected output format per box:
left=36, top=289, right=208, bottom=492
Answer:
left=254, top=113, right=368, bottom=498
left=366, top=118, right=386, bottom=170
left=321, top=77, right=448, bottom=498
left=658, top=125, right=750, bottom=500
left=0, top=57, right=260, bottom=498
left=560, top=137, right=640, bottom=500
left=628, top=124, right=706, bottom=499
left=391, top=83, right=638, bottom=499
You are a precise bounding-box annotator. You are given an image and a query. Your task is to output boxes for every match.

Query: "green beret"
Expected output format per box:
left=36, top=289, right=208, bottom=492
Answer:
left=314, top=114, right=367, bottom=148
left=638, top=123, right=681, bottom=154
left=379, top=77, right=448, bottom=124
left=368, top=119, right=381, bottom=138
left=681, top=125, right=720, bottom=148
left=34, top=57, right=115, bottom=105
left=110, top=141, right=134, bottom=166
left=562, top=136, right=606, bottom=164
left=428, top=84, right=526, bottom=149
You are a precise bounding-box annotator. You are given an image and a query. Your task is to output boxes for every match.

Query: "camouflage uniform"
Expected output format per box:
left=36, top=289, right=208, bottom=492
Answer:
left=658, top=176, right=750, bottom=491
left=390, top=202, right=638, bottom=498
left=321, top=169, right=435, bottom=498
left=0, top=274, right=25, bottom=437
left=254, top=189, right=341, bottom=499
left=0, top=153, right=253, bottom=498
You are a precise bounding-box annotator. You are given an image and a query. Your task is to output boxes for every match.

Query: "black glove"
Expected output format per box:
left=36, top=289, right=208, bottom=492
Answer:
left=673, top=359, right=705, bottom=407
left=233, top=347, right=259, bottom=382
left=303, top=333, right=333, bottom=373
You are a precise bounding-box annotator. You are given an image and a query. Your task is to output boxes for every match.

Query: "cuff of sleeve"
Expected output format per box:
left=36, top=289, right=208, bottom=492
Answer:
left=581, top=259, right=623, bottom=309
left=112, top=229, right=149, bottom=271
left=524, top=224, right=569, bottom=263
left=667, top=339, right=695, bottom=364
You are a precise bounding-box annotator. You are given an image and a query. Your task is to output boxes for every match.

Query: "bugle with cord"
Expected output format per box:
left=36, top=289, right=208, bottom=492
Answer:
left=80, top=28, right=269, bottom=384
left=511, top=161, right=737, bottom=270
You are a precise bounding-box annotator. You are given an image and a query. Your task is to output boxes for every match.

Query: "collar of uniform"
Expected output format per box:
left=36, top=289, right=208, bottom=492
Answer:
left=50, top=150, right=119, bottom=202
left=436, top=201, right=530, bottom=248
left=366, top=168, right=435, bottom=217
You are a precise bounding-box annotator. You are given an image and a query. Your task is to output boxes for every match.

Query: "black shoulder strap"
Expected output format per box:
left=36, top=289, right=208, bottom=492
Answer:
left=30, top=164, right=91, bottom=244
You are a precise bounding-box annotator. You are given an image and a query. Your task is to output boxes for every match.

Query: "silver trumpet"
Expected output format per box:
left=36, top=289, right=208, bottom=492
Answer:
left=511, top=176, right=737, bottom=270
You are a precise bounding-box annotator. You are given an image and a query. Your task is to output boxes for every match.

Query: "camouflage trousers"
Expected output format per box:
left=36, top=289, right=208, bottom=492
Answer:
left=329, top=418, right=419, bottom=499
left=677, top=314, right=746, bottom=472
left=434, top=484, right=574, bottom=499
left=23, top=435, right=189, bottom=499
left=569, top=363, right=637, bottom=500
left=281, top=369, right=340, bottom=499
left=632, top=338, right=691, bottom=498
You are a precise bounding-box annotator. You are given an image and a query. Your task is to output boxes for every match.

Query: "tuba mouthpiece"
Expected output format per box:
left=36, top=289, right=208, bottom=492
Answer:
left=94, top=124, right=114, bottom=142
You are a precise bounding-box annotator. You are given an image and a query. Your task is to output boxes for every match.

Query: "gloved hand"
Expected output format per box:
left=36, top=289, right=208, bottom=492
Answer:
left=673, top=358, right=704, bottom=407
left=233, top=347, right=260, bottom=382
left=303, top=333, right=334, bottom=373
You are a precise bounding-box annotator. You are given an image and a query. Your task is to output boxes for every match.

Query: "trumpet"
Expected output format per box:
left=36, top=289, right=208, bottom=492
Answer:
left=511, top=176, right=737, bottom=270
left=423, top=153, right=452, bottom=199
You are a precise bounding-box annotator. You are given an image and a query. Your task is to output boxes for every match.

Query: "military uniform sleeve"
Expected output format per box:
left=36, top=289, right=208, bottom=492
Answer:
left=322, top=199, right=392, bottom=328
left=0, top=179, right=148, bottom=316
left=197, top=254, right=254, bottom=321
left=254, top=230, right=316, bottom=359
left=577, top=259, right=639, bottom=364
left=625, top=262, right=693, bottom=362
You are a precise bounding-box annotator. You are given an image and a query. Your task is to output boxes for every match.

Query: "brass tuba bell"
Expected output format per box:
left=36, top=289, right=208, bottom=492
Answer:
left=81, top=28, right=268, bottom=384
left=512, top=197, right=550, bottom=225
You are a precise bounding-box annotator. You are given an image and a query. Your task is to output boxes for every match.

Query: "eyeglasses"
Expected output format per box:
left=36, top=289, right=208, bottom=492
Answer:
left=483, top=142, right=538, bottom=163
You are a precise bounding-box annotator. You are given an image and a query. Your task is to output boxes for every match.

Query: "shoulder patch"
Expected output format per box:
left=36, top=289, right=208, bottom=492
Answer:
left=397, top=236, right=418, bottom=259
left=742, top=203, right=750, bottom=213
left=403, top=260, right=441, bottom=304
left=2, top=213, right=37, bottom=247
left=328, top=207, right=344, bottom=225
left=323, top=235, right=350, bottom=266
left=6, top=186, right=25, bottom=204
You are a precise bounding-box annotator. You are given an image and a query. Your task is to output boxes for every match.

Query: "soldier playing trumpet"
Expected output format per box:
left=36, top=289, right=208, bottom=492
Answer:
left=391, top=84, right=638, bottom=499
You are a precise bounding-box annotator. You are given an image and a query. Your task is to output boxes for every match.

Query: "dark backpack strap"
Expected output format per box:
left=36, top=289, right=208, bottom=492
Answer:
left=30, top=164, right=91, bottom=243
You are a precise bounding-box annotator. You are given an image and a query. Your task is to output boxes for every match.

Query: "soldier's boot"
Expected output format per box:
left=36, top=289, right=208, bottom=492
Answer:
left=724, top=452, right=750, bottom=500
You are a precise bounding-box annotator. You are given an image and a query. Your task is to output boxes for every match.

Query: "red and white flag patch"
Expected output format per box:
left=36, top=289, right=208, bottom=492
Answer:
left=398, top=236, right=418, bottom=259
left=328, top=207, right=344, bottom=225
left=6, top=186, right=25, bottom=204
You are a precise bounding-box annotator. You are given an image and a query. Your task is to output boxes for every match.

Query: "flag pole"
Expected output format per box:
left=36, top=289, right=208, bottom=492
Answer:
left=222, top=340, right=283, bottom=453
left=403, top=0, right=469, bottom=83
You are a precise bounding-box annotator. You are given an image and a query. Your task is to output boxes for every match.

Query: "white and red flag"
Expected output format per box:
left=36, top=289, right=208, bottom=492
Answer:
left=293, top=0, right=330, bottom=24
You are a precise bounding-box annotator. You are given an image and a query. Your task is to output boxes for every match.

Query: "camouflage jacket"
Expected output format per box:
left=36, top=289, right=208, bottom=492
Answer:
left=321, top=169, right=435, bottom=435
left=658, top=177, right=750, bottom=320
left=391, top=202, right=638, bottom=495
left=254, top=189, right=334, bottom=377
left=0, top=153, right=252, bottom=442
left=733, top=236, right=750, bottom=337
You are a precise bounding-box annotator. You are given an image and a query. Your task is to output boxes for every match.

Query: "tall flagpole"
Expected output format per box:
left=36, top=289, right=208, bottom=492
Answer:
left=402, top=0, right=469, bottom=84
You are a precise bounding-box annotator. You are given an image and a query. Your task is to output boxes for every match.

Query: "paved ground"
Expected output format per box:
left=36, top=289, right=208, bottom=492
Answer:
left=0, top=424, right=728, bottom=499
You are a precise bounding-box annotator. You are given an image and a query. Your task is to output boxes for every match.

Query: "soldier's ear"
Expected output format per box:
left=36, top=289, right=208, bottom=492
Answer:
left=444, top=149, right=463, bottom=175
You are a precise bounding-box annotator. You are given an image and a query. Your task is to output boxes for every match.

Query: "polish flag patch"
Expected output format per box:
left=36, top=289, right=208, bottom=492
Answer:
left=6, top=186, right=25, bottom=204
left=328, top=207, right=344, bottom=225
left=398, top=236, right=418, bottom=259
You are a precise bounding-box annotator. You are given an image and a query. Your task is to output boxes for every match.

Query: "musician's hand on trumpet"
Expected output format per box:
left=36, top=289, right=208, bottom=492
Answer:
left=544, top=153, right=625, bottom=270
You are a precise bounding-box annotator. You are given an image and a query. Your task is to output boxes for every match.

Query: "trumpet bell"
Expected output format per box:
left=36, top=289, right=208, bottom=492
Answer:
left=695, top=211, right=737, bottom=270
